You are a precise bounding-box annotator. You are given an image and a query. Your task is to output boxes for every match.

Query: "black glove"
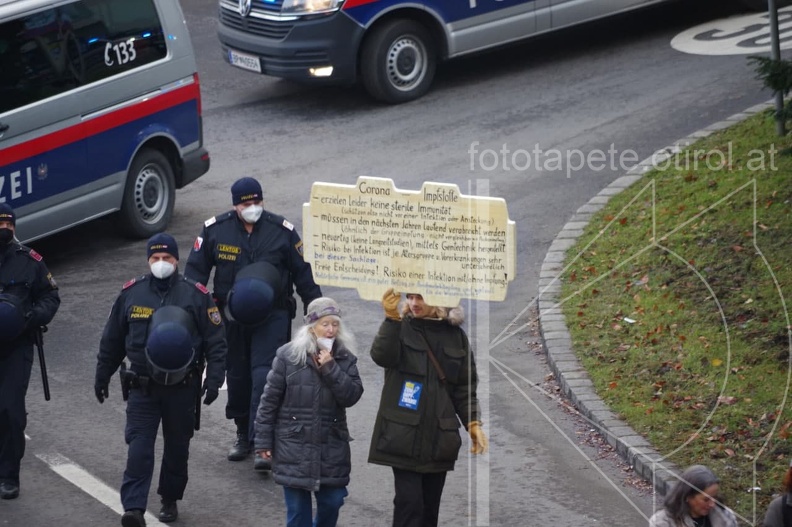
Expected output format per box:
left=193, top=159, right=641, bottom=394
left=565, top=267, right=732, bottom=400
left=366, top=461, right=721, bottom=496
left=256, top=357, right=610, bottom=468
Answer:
left=202, top=380, right=218, bottom=406
left=95, top=382, right=109, bottom=404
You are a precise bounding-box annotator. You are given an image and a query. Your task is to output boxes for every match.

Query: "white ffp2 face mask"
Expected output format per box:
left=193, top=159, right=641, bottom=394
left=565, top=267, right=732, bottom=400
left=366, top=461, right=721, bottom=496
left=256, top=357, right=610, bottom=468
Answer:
left=150, top=260, right=176, bottom=279
left=241, top=205, right=263, bottom=224
left=316, top=337, right=335, bottom=351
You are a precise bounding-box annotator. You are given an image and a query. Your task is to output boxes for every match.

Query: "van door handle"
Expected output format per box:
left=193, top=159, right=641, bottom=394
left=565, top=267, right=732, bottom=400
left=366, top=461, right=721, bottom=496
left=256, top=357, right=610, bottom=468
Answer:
left=0, top=122, right=8, bottom=139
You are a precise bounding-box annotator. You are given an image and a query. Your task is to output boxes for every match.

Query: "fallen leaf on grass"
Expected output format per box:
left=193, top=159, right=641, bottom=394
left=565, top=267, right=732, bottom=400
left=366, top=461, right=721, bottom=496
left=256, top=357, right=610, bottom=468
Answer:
left=717, top=396, right=738, bottom=405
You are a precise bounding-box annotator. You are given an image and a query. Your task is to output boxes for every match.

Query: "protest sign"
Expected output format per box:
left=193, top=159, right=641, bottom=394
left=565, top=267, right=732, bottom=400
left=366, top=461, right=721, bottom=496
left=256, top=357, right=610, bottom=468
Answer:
left=303, top=176, right=516, bottom=306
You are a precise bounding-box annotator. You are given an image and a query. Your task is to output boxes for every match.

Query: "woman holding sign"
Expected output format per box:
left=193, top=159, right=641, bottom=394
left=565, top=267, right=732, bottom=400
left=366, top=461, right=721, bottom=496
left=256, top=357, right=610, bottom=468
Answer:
left=254, top=297, right=363, bottom=527
left=369, top=289, right=488, bottom=527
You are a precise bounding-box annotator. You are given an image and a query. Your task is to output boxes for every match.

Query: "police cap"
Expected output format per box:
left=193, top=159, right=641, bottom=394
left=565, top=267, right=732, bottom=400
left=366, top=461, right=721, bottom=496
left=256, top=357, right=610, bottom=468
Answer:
left=226, top=261, right=280, bottom=326
left=0, top=294, right=25, bottom=341
left=145, top=306, right=196, bottom=385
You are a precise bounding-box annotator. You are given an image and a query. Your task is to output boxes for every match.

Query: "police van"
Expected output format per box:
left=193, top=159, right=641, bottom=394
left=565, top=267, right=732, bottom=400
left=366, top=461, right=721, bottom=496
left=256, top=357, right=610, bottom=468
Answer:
left=218, top=0, right=785, bottom=104
left=0, top=0, right=209, bottom=242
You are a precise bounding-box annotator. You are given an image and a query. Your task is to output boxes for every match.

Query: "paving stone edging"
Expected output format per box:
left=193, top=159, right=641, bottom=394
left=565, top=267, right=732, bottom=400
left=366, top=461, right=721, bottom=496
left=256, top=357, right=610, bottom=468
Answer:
left=536, top=99, right=777, bottom=497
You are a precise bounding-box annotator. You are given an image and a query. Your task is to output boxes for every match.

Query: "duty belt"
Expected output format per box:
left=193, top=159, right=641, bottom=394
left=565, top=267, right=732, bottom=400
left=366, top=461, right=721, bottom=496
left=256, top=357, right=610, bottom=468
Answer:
left=119, top=365, right=200, bottom=399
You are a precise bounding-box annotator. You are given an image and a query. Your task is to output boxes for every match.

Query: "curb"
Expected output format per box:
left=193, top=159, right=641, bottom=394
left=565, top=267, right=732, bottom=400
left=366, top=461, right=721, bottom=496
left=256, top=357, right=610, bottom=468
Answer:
left=536, top=99, right=777, bottom=497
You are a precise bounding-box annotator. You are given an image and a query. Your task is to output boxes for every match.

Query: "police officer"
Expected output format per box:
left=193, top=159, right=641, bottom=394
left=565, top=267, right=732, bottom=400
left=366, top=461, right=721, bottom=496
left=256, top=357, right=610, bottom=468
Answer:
left=95, top=233, right=227, bottom=527
left=0, top=204, right=60, bottom=500
left=185, top=177, right=322, bottom=469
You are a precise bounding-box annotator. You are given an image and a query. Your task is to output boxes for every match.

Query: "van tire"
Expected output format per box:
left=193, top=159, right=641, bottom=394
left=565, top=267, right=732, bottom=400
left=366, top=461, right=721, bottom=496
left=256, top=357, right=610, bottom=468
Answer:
left=361, top=19, right=436, bottom=104
left=118, top=148, right=175, bottom=238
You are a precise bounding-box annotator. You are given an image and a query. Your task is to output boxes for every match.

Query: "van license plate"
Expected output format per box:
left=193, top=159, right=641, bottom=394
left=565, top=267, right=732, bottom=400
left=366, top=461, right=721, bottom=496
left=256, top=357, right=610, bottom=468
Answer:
left=229, top=49, right=261, bottom=73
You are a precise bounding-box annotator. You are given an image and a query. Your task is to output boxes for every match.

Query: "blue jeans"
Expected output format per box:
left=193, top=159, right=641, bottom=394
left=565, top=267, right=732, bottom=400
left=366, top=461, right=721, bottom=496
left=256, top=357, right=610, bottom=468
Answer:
left=283, top=486, right=348, bottom=527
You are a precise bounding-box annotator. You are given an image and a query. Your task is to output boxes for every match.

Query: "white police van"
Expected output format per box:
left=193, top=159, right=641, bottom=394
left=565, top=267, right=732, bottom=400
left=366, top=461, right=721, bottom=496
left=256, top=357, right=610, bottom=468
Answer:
left=0, top=0, right=209, bottom=242
left=218, top=0, right=786, bottom=104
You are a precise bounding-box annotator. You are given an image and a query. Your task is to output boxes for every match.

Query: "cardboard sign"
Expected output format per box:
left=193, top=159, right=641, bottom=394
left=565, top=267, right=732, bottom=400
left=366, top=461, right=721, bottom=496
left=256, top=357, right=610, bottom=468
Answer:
left=302, top=177, right=516, bottom=306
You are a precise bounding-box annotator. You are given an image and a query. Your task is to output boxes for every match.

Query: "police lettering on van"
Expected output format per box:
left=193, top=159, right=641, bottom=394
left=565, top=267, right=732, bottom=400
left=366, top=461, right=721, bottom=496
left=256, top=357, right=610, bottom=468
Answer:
left=0, top=0, right=209, bottom=242
left=216, top=0, right=787, bottom=104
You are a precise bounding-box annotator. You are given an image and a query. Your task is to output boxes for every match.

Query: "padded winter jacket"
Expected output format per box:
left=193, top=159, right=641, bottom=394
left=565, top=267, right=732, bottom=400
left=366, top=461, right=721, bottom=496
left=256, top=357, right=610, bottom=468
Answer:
left=254, top=341, right=363, bottom=491
left=368, top=308, right=481, bottom=473
left=649, top=504, right=738, bottom=527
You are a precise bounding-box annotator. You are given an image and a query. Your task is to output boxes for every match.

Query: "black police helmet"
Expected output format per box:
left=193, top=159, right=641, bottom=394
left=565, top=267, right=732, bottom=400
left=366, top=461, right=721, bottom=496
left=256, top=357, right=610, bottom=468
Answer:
left=0, top=295, right=26, bottom=342
left=226, top=261, right=280, bottom=326
left=145, top=306, right=196, bottom=385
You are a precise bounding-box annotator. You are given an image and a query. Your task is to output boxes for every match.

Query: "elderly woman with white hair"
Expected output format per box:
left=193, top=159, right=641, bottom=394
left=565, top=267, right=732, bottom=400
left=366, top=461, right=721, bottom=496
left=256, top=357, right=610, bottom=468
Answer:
left=254, top=297, right=363, bottom=527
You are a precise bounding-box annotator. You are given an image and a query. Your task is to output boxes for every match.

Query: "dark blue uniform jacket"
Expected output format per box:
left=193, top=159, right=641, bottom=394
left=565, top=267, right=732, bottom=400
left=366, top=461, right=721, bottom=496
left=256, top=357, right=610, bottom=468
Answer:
left=184, top=210, right=321, bottom=311
left=0, top=242, right=60, bottom=356
left=95, top=273, right=227, bottom=391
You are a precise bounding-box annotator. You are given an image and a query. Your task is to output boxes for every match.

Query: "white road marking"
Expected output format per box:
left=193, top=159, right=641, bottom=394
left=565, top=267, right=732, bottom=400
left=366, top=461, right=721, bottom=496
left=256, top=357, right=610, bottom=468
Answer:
left=35, top=452, right=165, bottom=525
left=672, top=7, right=792, bottom=55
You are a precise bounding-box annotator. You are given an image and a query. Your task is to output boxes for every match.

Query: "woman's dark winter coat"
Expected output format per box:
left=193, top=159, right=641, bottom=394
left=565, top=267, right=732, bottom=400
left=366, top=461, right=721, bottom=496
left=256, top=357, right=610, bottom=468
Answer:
left=255, top=342, right=363, bottom=491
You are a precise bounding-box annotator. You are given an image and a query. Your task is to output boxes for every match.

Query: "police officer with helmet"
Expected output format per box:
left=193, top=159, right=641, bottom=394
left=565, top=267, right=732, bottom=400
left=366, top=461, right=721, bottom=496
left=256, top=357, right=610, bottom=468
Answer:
left=95, top=233, right=227, bottom=527
left=0, top=204, right=60, bottom=500
left=185, top=177, right=322, bottom=470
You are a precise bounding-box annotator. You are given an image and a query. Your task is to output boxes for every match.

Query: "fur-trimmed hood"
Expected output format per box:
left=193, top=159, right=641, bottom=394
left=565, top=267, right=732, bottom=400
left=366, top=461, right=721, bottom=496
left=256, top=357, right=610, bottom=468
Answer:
left=401, top=304, right=465, bottom=326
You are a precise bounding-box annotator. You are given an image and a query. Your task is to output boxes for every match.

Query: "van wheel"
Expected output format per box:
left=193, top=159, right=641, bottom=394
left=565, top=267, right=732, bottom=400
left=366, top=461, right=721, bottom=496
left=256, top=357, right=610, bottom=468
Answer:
left=361, top=19, right=436, bottom=104
left=736, top=0, right=791, bottom=10
left=118, top=148, right=175, bottom=238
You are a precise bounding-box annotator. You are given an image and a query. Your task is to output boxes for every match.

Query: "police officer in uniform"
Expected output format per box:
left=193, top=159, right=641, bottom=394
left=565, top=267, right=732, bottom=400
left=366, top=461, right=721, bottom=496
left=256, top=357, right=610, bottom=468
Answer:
left=95, top=233, right=227, bottom=527
left=185, top=177, right=321, bottom=469
left=0, top=204, right=60, bottom=500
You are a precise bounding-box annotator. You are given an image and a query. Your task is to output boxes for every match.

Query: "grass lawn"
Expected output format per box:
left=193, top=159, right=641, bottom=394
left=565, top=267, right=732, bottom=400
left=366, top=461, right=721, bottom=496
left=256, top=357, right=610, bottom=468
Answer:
left=558, top=111, right=792, bottom=523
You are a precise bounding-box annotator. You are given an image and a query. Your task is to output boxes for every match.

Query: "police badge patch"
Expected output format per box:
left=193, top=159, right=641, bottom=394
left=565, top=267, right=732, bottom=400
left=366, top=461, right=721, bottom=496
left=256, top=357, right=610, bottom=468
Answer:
left=208, top=306, right=222, bottom=325
left=295, top=240, right=303, bottom=256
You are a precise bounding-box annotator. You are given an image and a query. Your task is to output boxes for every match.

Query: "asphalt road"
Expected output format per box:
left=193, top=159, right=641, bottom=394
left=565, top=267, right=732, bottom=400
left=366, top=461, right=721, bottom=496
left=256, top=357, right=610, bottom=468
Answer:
left=2, top=1, right=777, bottom=525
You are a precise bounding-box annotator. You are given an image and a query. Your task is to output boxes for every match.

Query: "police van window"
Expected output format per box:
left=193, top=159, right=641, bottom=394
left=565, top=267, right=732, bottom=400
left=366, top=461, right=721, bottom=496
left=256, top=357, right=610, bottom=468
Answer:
left=0, top=0, right=166, bottom=115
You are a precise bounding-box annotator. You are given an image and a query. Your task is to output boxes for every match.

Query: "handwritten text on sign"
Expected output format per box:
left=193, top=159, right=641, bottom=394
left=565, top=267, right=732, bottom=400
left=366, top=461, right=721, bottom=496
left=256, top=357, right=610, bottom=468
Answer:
left=302, top=177, right=516, bottom=306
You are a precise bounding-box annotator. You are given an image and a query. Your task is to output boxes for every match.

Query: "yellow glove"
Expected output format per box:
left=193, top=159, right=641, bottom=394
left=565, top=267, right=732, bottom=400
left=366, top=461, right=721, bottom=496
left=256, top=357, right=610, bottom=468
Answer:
left=468, top=421, right=488, bottom=455
left=382, top=288, right=401, bottom=320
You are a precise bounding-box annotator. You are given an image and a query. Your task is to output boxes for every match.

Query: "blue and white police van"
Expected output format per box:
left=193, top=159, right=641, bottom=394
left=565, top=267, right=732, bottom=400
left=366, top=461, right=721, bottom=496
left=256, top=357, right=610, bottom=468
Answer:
left=0, top=0, right=209, bottom=242
left=218, top=0, right=782, bottom=104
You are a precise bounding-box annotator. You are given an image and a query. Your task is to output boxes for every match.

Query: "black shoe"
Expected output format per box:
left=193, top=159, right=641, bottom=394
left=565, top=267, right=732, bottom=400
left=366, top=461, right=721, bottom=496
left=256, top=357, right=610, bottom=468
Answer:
left=159, top=499, right=178, bottom=523
left=253, top=455, right=271, bottom=472
left=228, top=431, right=250, bottom=461
left=121, top=509, right=146, bottom=527
left=0, top=482, right=19, bottom=499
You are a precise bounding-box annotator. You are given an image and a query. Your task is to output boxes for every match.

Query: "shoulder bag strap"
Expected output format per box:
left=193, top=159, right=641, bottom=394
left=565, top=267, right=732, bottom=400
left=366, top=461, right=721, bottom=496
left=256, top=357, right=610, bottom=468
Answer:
left=418, top=332, right=446, bottom=384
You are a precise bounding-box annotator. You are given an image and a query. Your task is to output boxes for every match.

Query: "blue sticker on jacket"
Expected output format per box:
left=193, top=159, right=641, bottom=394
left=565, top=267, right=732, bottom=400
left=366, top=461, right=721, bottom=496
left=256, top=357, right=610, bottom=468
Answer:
left=398, top=381, right=422, bottom=410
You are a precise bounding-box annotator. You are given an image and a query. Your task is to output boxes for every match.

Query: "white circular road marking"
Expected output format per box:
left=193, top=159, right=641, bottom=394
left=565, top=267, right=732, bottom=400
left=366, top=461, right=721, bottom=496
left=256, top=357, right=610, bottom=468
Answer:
left=672, top=7, right=792, bottom=55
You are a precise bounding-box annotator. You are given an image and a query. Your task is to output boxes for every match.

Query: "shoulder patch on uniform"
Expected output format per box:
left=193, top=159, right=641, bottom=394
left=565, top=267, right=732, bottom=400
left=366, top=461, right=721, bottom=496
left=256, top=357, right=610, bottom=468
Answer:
left=282, top=219, right=294, bottom=231
left=195, top=282, right=209, bottom=294
left=28, top=249, right=43, bottom=262
left=47, top=272, right=58, bottom=290
left=294, top=240, right=304, bottom=256
left=122, top=278, right=137, bottom=290
left=193, top=236, right=204, bottom=251
left=204, top=216, right=217, bottom=228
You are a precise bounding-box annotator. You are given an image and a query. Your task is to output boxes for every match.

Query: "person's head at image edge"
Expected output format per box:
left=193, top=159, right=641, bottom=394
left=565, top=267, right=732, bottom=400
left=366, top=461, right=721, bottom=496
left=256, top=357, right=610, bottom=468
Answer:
left=0, top=203, right=17, bottom=247
left=658, top=465, right=734, bottom=526
left=231, top=177, right=264, bottom=225
left=285, top=297, right=356, bottom=366
left=762, top=460, right=792, bottom=527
